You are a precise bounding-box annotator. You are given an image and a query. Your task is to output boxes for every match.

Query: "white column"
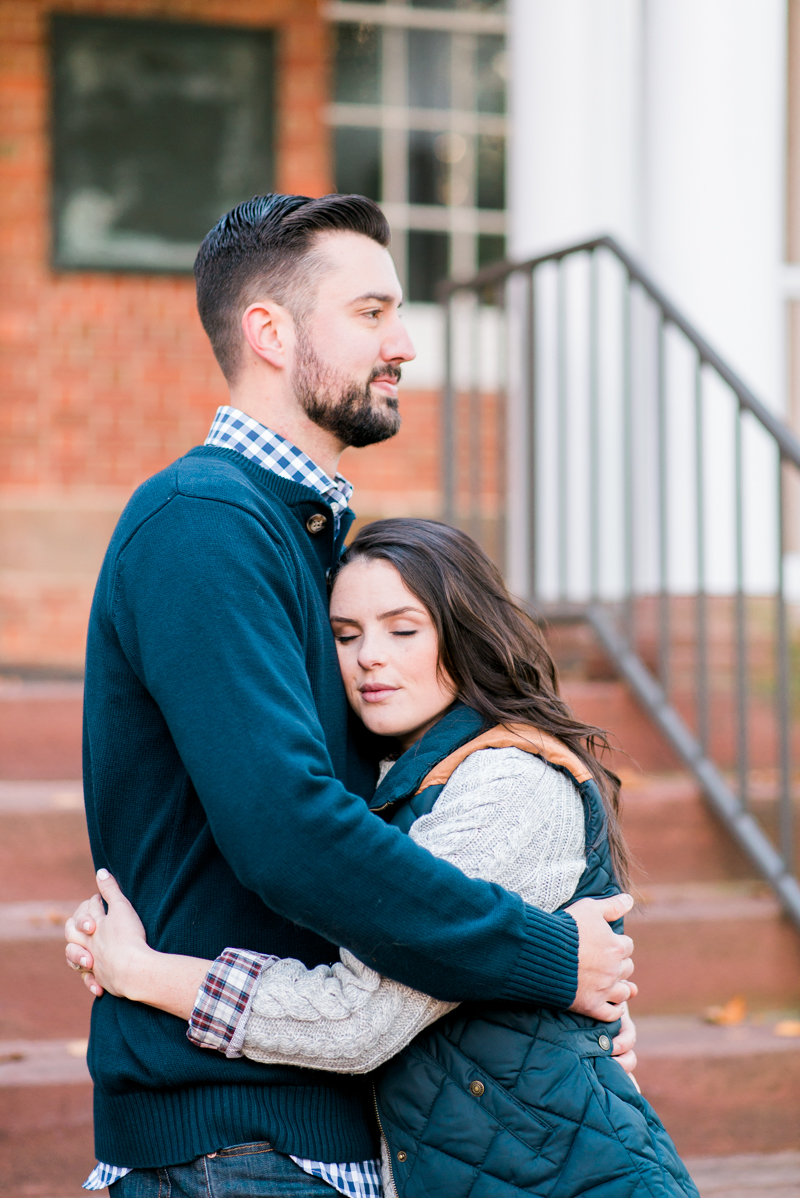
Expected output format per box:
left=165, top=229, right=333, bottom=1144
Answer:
left=508, top=0, right=643, bottom=259
left=643, top=0, right=786, bottom=411
left=506, top=0, right=643, bottom=598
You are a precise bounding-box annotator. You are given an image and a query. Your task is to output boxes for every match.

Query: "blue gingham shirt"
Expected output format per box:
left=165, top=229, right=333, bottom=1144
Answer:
left=206, top=405, right=353, bottom=531
left=84, top=408, right=380, bottom=1198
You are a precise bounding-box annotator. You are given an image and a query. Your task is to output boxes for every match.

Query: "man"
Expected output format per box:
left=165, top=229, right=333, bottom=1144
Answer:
left=74, top=193, right=635, bottom=1197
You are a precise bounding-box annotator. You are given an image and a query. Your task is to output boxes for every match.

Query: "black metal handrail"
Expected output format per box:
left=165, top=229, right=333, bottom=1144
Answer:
left=439, top=235, right=800, bottom=928
left=440, top=236, right=800, bottom=467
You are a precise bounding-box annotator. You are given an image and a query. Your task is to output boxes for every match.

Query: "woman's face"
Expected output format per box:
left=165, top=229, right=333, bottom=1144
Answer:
left=330, top=557, right=457, bottom=750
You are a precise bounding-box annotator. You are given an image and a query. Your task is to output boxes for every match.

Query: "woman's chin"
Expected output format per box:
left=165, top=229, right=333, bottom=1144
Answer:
left=357, top=707, right=407, bottom=741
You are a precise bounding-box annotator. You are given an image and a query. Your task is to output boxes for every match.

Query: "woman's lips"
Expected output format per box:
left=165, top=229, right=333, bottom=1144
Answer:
left=360, top=685, right=399, bottom=703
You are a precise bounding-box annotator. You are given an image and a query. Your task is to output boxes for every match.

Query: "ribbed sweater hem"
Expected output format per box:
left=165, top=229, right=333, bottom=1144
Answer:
left=93, top=1082, right=378, bottom=1169
left=502, top=907, right=579, bottom=1007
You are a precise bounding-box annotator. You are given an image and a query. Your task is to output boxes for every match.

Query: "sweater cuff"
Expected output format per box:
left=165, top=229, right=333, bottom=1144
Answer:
left=502, top=906, right=579, bottom=1009
left=187, top=947, right=277, bottom=1055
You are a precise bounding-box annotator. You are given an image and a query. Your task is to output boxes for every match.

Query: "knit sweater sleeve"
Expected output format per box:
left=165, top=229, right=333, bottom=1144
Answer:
left=239, top=749, right=585, bottom=1073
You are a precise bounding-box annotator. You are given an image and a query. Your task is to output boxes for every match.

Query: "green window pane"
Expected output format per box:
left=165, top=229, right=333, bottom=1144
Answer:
left=476, top=35, right=506, bottom=113
left=478, top=233, right=506, bottom=269
left=408, top=230, right=449, bottom=303
left=408, top=30, right=451, bottom=109
left=477, top=134, right=505, bottom=209
left=51, top=15, right=274, bottom=272
left=335, top=127, right=381, bottom=201
left=334, top=23, right=381, bottom=104
left=409, top=131, right=450, bottom=206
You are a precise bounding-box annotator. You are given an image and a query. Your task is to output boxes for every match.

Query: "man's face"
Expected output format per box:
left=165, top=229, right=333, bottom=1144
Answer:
left=291, top=232, right=416, bottom=449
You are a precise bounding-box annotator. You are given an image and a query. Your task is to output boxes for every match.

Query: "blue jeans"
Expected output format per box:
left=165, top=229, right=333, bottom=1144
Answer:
left=114, top=1143, right=336, bottom=1197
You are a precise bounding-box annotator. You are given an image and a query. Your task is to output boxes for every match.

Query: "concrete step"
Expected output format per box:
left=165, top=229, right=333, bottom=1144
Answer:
left=636, top=1016, right=800, bottom=1158
left=0, top=806, right=94, bottom=902
left=0, top=939, right=94, bottom=1040
left=0, top=682, right=83, bottom=780
left=629, top=881, right=800, bottom=1013
left=620, top=773, right=756, bottom=885
left=0, top=1085, right=94, bottom=1198
left=0, top=900, right=90, bottom=940
left=563, top=679, right=683, bottom=773
left=0, top=1037, right=94, bottom=1198
left=686, top=1151, right=800, bottom=1196
left=0, top=780, right=84, bottom=813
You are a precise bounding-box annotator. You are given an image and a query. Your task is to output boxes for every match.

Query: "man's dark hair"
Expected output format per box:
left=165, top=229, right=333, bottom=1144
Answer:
left=194, top=193, right=391, bottom=380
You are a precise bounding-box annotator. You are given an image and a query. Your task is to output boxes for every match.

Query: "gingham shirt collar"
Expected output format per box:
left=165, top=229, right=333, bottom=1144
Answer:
left=205, top=406, right=353, bottom=522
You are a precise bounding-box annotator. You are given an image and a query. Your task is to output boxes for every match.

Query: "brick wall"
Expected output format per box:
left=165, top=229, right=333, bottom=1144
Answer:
left=0, top=0, right=442, bottom=671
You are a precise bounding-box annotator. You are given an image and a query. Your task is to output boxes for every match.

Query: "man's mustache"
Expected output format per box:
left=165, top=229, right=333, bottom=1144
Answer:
left=369, top=365, right=402, bottom=384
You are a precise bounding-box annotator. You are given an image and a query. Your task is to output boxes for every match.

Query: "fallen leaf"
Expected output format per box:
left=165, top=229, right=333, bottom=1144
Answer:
left=52, top=791, right=82, bottom=809
left=774, top=1020, right=800, bottom=1038
left=0, top=1053, right=25, bottom=1065
left=704, top=995, right=747, bottom=1026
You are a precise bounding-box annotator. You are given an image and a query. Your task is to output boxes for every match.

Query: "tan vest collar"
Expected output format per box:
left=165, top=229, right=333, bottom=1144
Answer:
left=415, top=722, right=593, bottom=793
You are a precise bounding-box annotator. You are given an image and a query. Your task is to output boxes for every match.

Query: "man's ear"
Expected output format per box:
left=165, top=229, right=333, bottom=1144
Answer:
left=241, top=300, right=293, bottom=370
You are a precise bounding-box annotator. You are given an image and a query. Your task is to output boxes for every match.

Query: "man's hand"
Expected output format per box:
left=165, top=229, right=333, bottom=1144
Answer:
left=565, top=893, right=636, bottom=1021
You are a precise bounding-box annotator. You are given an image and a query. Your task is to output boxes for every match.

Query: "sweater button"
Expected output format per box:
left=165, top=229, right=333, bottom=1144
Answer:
left=397, top=1150, right=407, bottom=1162
left=598, top=1034, right=611, bottom=1051
left=306, top=513, right=327, bottom=534
left=469, top=1080, right=485, bottom=1096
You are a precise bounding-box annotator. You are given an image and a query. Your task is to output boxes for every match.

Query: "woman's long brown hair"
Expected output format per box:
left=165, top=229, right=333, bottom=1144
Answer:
left=337, top=518, right=630, bottom=889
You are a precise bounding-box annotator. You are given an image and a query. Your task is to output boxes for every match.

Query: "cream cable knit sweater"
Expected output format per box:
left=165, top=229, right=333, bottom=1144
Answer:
left=239, top=748, right=586, bottom=1075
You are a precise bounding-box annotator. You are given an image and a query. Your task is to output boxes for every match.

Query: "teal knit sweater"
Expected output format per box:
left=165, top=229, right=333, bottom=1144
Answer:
left=82, top=445, right=579, bottom=1168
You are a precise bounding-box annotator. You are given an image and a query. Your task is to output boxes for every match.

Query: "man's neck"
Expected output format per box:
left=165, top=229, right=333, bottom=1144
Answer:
left=226, top=387, right=344, bottom=479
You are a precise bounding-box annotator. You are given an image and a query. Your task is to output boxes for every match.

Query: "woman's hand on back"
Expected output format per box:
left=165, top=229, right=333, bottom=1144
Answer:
left=65, top=871, right=214, bottom=1019
left=65, top=870, right=150, bottom=998
left=611, top=1002, right=637, bottom=1076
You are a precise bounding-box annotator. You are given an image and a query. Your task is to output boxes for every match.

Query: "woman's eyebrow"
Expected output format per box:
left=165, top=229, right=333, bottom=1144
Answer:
left=378, top=606, right=424, bottom=620
left=330, top=606, right=424, bottom=623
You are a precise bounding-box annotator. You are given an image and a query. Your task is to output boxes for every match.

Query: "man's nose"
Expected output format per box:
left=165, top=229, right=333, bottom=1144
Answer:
left=382, top=319, right=416, bottom=364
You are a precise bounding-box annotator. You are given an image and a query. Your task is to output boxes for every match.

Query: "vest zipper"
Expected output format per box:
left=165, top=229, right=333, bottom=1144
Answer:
left=372, top=1083, right=399, bottom=1195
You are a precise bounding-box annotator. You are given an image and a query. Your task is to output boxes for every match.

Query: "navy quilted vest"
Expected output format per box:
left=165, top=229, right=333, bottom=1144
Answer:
left=369, top=706, right=699, bottom=1198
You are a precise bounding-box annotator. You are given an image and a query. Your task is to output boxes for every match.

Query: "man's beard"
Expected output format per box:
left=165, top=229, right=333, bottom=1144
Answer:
left=293, top=331, right=402, bottom=449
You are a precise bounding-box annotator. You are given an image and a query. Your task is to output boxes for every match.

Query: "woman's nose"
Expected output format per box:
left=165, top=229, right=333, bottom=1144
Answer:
left=357, top=637, right=387, bottom=670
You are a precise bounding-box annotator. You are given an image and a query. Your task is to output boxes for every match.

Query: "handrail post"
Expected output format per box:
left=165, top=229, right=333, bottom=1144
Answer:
left=442, top=295, right=455, bottom=526
left=526, top=266, right=537, bottom=604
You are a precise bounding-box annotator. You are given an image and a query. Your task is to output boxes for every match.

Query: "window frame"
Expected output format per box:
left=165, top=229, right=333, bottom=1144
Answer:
left=49, top=13, right=276, bottom=274
left=326, top=1, right=508, bottom=301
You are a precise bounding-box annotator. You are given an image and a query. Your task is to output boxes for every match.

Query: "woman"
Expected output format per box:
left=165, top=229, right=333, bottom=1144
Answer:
left=67, top=518, right=698, bottom=1198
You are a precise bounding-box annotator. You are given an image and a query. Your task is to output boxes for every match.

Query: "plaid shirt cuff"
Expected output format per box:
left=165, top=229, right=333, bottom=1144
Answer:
left=187, top=948, right=277, bottom=1057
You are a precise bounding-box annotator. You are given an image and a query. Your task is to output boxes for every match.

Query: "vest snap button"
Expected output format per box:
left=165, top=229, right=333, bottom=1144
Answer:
left=306, top=513, right=327, bottom=535
left=397, top=1150, right=407, bottom=1162
left=598, top=1034, right=611, bottom=1051
left=469, top=1080, right=485, bottom=1097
